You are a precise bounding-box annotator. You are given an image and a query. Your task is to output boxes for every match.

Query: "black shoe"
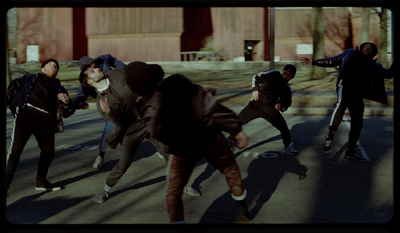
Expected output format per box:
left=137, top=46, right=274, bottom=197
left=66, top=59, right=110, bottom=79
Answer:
left=322, top=137, right=334, bottom=153
left=35, top=180, right=61, bottom=191
left=235, top=200, right=250, bottom=223
left=344, top=149, right=367, bottom=161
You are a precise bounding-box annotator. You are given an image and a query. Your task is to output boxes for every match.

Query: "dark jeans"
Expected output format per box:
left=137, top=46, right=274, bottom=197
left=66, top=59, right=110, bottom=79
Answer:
left=6, top=107, right=55, bottom=190
left=105, top=120, right=168, bottom=187
left=237, top=100, right=292, bottom=146
left=166, top=133, right=245, bottom=222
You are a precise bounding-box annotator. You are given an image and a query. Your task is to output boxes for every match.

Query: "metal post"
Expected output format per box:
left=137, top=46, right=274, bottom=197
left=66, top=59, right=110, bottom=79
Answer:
left=269, top=7, right=275, bottom=69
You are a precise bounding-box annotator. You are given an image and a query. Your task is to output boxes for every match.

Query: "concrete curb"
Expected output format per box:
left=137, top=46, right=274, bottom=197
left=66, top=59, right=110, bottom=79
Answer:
left=87, top=102, right=393, bottom=116
left=227, top=106, right=393, bottom=116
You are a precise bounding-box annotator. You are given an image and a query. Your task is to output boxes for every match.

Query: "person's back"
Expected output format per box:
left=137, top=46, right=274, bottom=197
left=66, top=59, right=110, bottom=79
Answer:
left=138, top=74, right=242, bottom=157
left=125, top=62, right=250, bottom=223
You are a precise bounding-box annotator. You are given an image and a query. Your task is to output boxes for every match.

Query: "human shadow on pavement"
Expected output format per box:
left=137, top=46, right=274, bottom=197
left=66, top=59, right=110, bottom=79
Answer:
left=190, top=135, right=282, bottom=195
left=199, top=153, right=307, bottom=223
left=6, top=191, right=90, bottom=224
left=54, top=140, right=161, bottom=188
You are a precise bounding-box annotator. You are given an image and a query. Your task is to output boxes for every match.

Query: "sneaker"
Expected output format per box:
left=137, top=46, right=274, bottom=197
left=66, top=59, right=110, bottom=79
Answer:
left=235, top=200, right=250, bottom=223
left=345, top=149, right=367, bottom=161
left=183, top=185, right=201, bottom=197
left=94, top=191, right=109, bottom=203
left=93, top=155, right=104, bottom=169
left=322, top=137, right=334, bottom=153
left=227, top=135, right=237, bottom=153
left=35, top=180, right=61, bottom=191
left=283, top=145, right=299, bottom=155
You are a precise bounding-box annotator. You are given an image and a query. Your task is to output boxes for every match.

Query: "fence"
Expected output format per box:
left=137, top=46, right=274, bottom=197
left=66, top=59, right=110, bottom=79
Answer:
left=180, top=51, right=227, bottom=61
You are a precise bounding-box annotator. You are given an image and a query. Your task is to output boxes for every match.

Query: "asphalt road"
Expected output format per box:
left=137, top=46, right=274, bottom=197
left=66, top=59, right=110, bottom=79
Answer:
left=5, top=107, right=394, bottom=225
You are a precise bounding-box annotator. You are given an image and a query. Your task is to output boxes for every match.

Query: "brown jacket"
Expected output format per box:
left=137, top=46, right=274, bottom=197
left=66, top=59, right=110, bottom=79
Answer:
left=95, top=69, right=143, bottom=148
left=136, top=74, right=242, bottom=158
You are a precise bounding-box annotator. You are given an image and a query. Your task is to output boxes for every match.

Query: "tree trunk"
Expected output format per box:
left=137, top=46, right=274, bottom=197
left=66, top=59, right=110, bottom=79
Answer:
left=310, top=7, right=327, bottom=79
left=360, top=8, right=371, bottom=43
left=379, top=8, right=389, bottom=67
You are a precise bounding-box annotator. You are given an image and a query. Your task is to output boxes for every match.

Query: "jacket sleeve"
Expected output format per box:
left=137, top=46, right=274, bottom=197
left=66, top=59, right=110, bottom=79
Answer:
left=72, top=84, right=90, bottom=108
left=96, top=96, right=133, bottom=128
left=5, top=77, right=23, bottom=106
left=251, top=74, right=261, bottom=91
left=192, top=85, right=242, bottom=135
left=101, top=54, right=126, bottom=70
left=111, top=56, right=126, bottom=70
left=375, top=62, right=395, bottom=80
left=313, top=49, right=351, bottom=67
left=58, top=85, right=76, bottom=118
left=280, top=84, right=292, bottom=112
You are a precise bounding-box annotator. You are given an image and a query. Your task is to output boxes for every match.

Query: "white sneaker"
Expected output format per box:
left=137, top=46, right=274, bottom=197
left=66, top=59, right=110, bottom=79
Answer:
left=283, top=145, right=299, bottom=155
left=183, top=185, right=201, bottom=197
left=94, top=191, right=109, bottom=203
left=35, top=180, right=61, bottom=191
left=93, top=156, right=104, bottom=169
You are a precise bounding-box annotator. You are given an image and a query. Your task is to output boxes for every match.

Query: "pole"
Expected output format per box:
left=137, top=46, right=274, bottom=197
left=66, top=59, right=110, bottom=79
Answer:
left=269, top=7, right=275, bottom=69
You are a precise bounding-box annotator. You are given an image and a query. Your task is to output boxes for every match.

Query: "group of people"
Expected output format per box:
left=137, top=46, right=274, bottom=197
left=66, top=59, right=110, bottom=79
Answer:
left=5, top=42, right=394, bottom=223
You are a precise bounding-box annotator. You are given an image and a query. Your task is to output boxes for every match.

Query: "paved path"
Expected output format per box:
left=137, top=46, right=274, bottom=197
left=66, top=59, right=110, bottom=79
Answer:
left=5, top=107, right=393, bottom=226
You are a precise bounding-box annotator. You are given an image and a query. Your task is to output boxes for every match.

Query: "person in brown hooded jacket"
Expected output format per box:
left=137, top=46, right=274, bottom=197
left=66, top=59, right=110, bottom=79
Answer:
left=124, top=61, right=250, bottom=224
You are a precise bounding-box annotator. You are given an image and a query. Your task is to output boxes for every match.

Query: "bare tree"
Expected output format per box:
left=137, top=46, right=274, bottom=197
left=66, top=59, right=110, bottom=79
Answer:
left=6, top=14, right=11, bottom=88
left=378, top=7, right=389, bottom=67
left=360, top=8, right=371, bottom=43
left=310, top=7, right=327, bottom=79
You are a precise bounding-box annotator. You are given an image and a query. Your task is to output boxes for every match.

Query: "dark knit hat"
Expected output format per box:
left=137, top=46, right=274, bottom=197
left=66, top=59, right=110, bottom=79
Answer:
left=124, top=61, right=165, bottom=96
left=283, top=64, right=296, bottom=75
left=360, top=42, right=378, bottom=57
left=41, top=58, right=59, bottom=71
left=78, top=56, right=94, bottom=71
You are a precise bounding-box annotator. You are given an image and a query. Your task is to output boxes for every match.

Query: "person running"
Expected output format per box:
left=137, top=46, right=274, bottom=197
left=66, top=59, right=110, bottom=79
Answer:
left=5, top=59, right=75, bottom=194
left=73, top=54, right=125, bottom=169
left=301, top=42, right=394, bottom=160
left=124, top=61, right=250, bottom=224
left=232, top=64, right=298, bottom=155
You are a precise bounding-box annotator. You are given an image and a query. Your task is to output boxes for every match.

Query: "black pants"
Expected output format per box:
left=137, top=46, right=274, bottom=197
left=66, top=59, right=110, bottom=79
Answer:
left=329, top=81, right=364, bottom=150
left=237, top=100, right=291, bottom=146
left=105, top=120, right=168, bottom=187
left=6, top=107, right=56, bottom=190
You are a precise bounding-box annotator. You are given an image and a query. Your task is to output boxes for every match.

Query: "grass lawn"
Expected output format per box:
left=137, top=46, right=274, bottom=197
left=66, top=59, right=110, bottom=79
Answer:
left=10, top=62, right=394, bottom=108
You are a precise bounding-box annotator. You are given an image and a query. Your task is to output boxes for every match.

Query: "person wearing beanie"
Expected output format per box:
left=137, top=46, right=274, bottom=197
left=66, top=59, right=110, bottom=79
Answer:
left=5, top=59, right=75, bottom=194
left=124, top=61, right=250, bottom=224
left=73, top=54, right=125, bottom=169
left=301, top=42, right=395, bottom=160
left=230, top=64, right=298, bottom=156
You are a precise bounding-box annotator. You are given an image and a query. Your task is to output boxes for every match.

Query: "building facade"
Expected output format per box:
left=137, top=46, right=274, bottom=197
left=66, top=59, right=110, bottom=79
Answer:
left=11, top=7, right=383, bottom=63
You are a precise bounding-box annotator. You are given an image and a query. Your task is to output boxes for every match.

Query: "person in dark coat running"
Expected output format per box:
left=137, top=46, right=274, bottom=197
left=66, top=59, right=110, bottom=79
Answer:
left=301, top=42, right=394, bottom=160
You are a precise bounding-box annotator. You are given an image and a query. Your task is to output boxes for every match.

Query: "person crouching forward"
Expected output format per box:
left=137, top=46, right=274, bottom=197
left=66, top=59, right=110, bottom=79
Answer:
left=124, top=61, right=250, bottom=224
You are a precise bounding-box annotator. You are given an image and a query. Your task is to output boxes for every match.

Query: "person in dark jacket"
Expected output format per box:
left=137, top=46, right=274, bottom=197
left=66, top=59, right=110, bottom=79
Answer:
left=124, top=61, right=250, bottom=224
left=5, top=59, right=75, bottom=194
left=72, top=54, right=126, bottom=169
left=79, top=64, right=170, bottom=204
left=301, top=42, right=394, bottom=160
left=232, top=64, right=298, bottom=155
